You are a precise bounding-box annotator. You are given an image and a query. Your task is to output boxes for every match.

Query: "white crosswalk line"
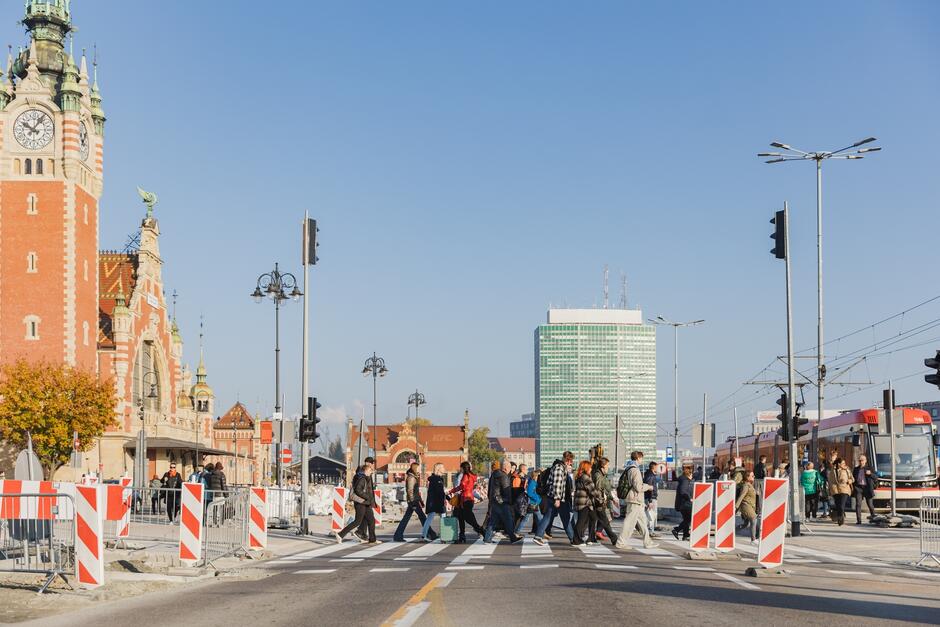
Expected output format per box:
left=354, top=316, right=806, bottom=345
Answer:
left=575, top=543, right=619, bottom=559
left=596, top=564, right=637, bottom=571
left=343, top=540, right=412, bottom=560
left=622, top=537, right=676, bottom=556
left=293, top=569, right=336, bottom=574
left=520, top=564, right=558, bottom=569
left=521, top=537, right=553, bottom=558
left=673, top=566, right=715, bottom=571
left=716, top=573, right=760, bottom=590
left=450, top=538, right=499, bottom=565
left=285, top=543, right=355, bottom=560
left=398, top=542, right=451, bottom=560
left=370, top=567, right=411, bottom=573
left=446, top=565, right=484, bottom=570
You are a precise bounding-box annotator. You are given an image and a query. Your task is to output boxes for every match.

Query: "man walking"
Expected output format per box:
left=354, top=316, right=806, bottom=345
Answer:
left=672, top=465, right=694, bottom=541
left=533, top=451, right=575, bottom=545
left=394, top=463, right=436, bottom=542
left=161, top=463, right=183, bottom=523
left=853, top=455, right=876, bottom=524
left=643, top=461, right=660, bottom=537
left=616, top=451, right=658, bottom=549
left=484, top=459, right=522, bottom=544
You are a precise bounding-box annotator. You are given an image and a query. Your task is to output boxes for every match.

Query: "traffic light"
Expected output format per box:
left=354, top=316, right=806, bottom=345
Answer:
left=792, top=402, right=809, bottom=440
left=776, top=393, right=791, bottom=441
left=299, top=397, right=322, bottom=442
left=925, top=350, right=940, bottom=389
left=770, top=209, right=786, bottom=259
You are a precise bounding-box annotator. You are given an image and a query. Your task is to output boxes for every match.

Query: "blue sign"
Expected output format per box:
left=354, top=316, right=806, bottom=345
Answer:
left=666, top=446, right=674, bottom=463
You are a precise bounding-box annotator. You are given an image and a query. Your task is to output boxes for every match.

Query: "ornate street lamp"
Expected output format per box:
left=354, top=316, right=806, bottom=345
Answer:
left=362, top=353, right=388, bottom=460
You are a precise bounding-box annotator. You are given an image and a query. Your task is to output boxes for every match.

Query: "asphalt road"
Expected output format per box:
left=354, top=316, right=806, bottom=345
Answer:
left=27, top=509, right=940, bottom=627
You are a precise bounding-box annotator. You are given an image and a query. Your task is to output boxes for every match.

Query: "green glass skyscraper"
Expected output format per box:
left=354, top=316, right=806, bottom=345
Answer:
left=535, top=309, right=656, bottom=468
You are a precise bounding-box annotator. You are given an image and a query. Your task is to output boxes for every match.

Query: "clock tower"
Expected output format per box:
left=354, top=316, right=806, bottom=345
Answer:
left=0, top=0, right=104, bottom=371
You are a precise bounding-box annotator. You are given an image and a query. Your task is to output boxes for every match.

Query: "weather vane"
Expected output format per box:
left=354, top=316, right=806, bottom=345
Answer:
left=136, top=186, right=158, bottom=219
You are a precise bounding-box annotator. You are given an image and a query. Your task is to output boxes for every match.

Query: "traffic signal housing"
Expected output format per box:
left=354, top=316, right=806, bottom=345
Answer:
left=299, top=396, right=323, bottom=442
left=770, top=209, right=786, bottom=259
left=792, top=402, right=809, bottom=440
left=926, top=351, right=940, bottom=389
left=776, top=393, right=791, bottom=441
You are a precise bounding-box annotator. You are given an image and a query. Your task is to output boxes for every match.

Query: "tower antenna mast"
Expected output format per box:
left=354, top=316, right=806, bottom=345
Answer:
left=603, top=264, right=609, bottom=309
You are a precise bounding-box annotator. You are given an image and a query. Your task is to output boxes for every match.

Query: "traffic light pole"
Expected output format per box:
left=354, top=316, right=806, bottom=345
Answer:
left=783, top=201, right=801, bottom=537
left=300, top=212, right=311, bottom=534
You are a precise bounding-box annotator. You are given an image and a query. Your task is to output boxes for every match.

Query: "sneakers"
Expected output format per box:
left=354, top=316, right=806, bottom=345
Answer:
left=671, top=528, right=681, bottom=540
left=333, top=531, right=343, bottom=544
left=368, top=539, right=383, bottom=545
left=509, top=536, right=523, bottom=544
left=358, top=535, right=370, bottom=544
left=532, top=537, right=545, bottom=546
left=615, top=539, right=629, bottom=550
left=585, top=541, right=597, bottom=546
left=643, top=542, right=660, bottom=549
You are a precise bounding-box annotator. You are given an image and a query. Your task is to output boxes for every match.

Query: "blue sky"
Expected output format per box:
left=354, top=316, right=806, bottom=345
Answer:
left=5, top=1, right=938, bottom=451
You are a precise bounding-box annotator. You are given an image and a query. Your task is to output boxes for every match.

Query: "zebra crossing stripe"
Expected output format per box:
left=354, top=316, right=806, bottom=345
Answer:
left=574, top=544, right=619, bottom=558
left=521, top=537, right=553, bottom=558
left=399, top=542, right=450, bottom=559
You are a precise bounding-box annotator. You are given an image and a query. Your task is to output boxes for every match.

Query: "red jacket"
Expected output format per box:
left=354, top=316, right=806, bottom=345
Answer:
left=452, top=472, right=477, bottom=502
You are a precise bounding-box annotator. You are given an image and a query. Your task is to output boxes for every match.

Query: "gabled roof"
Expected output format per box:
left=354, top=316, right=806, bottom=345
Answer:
left=97, top=252, right=138, bottom=348
left=350, top=422, right=466, bottom=452
left=488, top=437, right=536, bottom=453
left=215, top=402, right=255, bottom=430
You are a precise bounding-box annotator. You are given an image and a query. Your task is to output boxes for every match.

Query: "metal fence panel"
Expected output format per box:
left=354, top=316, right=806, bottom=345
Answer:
left=267, top=488, right=301, bottom=530
left=115, top=487, right=242, bottom=543
left=0, top=493, right=75, bottom=593
left=917, top=496, right=940, bottom=567
left=202, top=490, right=249, bottom=566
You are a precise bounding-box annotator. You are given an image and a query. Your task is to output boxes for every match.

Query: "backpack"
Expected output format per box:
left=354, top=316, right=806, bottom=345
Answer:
left=616, top=468, right=631, bottom=500
left=536, top=464, right=554, bottom=496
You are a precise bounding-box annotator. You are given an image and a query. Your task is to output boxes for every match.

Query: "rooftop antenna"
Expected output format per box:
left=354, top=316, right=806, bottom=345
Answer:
left=199, top=312, right=204, bottom=351
left=603, top=264, right=609, bottom=309
left=171, top=289, right=178, bottom=320
left=619, top=273, right=627, bottom=309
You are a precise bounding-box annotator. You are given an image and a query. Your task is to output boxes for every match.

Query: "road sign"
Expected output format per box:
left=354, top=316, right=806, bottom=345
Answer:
left=692, top=424, right=715, bottom=448
left=260, top=421, right=273, bottom=444
left=665, top=446, right=674, bottom=463
left=14, top=449, right=43, bottom=480
left=281, top=448, right=292, bottom=464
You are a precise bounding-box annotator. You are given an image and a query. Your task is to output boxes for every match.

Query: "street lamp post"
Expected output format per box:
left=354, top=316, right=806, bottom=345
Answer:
left=134, top=371, right=158, bottom=489
left=252, top=262, right=302, bottom=487
left=649, top=317, right=704, bottom=478
left=759, top=138, right=881, bottom=432
left=362, top=353, right=388, bottom=461
left=408, top=390, right=427, bottom=482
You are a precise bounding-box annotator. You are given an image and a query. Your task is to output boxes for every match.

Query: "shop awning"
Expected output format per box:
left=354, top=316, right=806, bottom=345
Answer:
left=123, top=437, right=233, bottom=457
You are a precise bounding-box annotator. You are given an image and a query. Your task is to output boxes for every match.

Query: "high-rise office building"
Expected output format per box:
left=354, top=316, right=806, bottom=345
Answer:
left=535, top=309, right=656, bottom=468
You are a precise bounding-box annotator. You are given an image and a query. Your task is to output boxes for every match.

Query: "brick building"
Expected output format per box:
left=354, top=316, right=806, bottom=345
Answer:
left=210, top=402, right=268, bottom=485
left=345, top=414, right=469, bottom=487
left=487, top=437, right=537, bottom=469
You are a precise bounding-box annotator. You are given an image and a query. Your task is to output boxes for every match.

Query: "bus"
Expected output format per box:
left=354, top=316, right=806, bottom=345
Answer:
left=714, top=407, right=940, bottom=511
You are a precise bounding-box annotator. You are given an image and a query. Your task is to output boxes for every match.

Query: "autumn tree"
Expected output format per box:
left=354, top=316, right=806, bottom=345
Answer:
left=0, top=359, right=117, bottom=479
left=468, top=426, right=500, bottom=474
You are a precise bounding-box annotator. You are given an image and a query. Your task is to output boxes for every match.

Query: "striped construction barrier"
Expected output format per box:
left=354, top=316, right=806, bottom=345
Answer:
left=248, top=487, right=267, bottom=549
left=75, top=485, right=104, bottom=588
left=0, top=480, right=57, bottom=519
left=178, top=482, right=204, bottom=565
left=758, top=477, right=788, bottom=568
left=331, top=486, right=347, bottom=531
left=104, top=478, right=133, bottom=538
left=689, top=482, right=714, bottom=551
left=609, top=490, right=621, bottom=518
left=119, top=477, right=132, bottom=538
left=373, top=489, right=382, bottom=526
left=714, top=480, right=736, bottom=552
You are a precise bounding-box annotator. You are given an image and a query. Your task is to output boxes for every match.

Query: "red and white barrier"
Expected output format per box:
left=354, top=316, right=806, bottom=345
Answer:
left=714, top=480, right=736, bottom=552
left=331, top=486, right=347, bottom=531
left=249, top=487, right=268, bottom=549
left=178, top=482, right=204, bottom=565
left=0, top=480, right=57, bottom=519
left=55, top=481, right=76, bottom=520
left=373, top=489, right=382, bottom=526
left=689, top=482, right=714, bottom=550
left=119, top=477, right=132, bottom=538
left=758, top=477, right=788, bottom=568
left=75, top=485, right=104, bottom=588
left=104, top=478, right=133, bottom=538
left=609, top=490, right=621, bottom=518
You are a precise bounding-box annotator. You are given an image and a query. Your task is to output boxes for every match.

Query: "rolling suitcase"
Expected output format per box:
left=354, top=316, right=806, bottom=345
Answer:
left=440, top=514, right=460, bottom=543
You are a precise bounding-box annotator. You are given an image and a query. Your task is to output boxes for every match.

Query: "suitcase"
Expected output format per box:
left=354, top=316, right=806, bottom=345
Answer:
left=440, top=515, right=460, bottom=543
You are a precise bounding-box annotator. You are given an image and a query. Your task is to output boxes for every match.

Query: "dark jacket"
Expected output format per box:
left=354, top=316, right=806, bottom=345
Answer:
left=754, top=462, right=767, bottom=480
left=161, top=471, right=182, bottom=491
left=853, top=464, right=875, bottom=498
left=351, top=473, right=376, bottom=507
left=573, top=472, right=602, bottom=511
left=593, top=469, right=613, bottom=510
left=405, top=470, right=421, bottom=504
left=425, top=474, right=446, bottom=514
left=206, top=468, right=227, bottom=495
left=675, top=474, right=694, bottom=512
left=642, top=468, right=659, bottom=502
left=489, top=469, right=512, bottom=505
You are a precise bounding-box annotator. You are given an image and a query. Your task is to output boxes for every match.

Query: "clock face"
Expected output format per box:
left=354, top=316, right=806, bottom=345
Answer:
left=13, top=109, right=55, bottom=150
left=79, top=121, right=90, bottom=161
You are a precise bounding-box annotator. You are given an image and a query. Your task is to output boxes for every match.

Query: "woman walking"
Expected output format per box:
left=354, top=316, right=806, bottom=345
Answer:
left=829, top=458, right=854, bottom=526
left=514, top=468, right=543, bottom=536
left=335, top=462, right=378, bottom=544
left=800, top=462, right=822, bottom=519
left=591, top=457, right=619, bottom=546
left=735, top=471, right=759, bottom=542
left=449, top=461, right=484, bottom=543
left=421, top=463, right=447, bottom=541
left=572, top=460, right=600, bottom=545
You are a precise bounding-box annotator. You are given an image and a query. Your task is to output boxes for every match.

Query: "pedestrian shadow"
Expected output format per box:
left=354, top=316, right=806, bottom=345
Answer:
left=561, top=579, right=938, bottom=623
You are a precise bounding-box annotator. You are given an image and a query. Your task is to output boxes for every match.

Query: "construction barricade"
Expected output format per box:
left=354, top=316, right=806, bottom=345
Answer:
left=714, top=480, right=736, bottom=552
left=0, top=485, right=76, bottom=593
left=202, top=488, right=249, bottom=566
left=266, top=487, right=301, bottom=530
left=178, top=482, right=204, bottom=565
left=757, top=477, right=788, bottom=568
left=689, top=482, right=713, bottom=550
left=331, top=486, right=348, bottom=532
left=373, top=489, right=382, bottom=526
left=75, top=485, right=104, bottom=589
left=916, top=495, right=940, bottom=567
left=248, top=487, right=267, bottom=550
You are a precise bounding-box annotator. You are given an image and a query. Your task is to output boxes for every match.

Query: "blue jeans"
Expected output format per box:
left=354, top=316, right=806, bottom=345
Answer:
left=535, top=500, right=573, bottom=540
left=394, top=502, right=431, bottom=541
left=484, top=503, right=517, bottom=542
left=515, top=508, right=543, bottom=535
left=421, top=512, right=440, bottom=539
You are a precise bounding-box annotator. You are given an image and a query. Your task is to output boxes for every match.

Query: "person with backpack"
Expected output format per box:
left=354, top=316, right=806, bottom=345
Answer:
left=533, top=451, right=575, bottom=545
left=590, top=457, right=619, bottom=546
left=642, top=461, right=660, bottom=537
left=336, top=462, right=378, bottom=544
left=735, top=470, right=759, bottom=542
left=572, top=460, right=601, bottom=545
left=615, top=451, right=658, bottom=549
left=672, top=465, right=694, bottom=540
left=421, top=464, right=447, bottom=542
left=483, top=459, right=522, bottom=544
left=449, top=461, right=484, bottom=543
left=514, top=468, right=543, bottom=536
left=394, top=463, right=435, bottom=542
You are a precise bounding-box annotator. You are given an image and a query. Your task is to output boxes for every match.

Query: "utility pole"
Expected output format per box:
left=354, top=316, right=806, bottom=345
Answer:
left=733, top=407, right=739, bottom=460
left=884, top=384, right=897, bottom=517
left=299, top=214, right=315, bottom=534
left=701, top=393, right=708, bottom=477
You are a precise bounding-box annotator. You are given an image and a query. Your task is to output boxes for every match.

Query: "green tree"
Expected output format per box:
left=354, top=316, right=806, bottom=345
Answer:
left=0, top=359, right=117, bottom=479
left=468, top=426, right=500, bottom=474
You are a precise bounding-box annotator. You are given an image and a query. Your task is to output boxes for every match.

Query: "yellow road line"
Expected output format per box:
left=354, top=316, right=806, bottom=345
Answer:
left=380, top=572, right=453, bottom=627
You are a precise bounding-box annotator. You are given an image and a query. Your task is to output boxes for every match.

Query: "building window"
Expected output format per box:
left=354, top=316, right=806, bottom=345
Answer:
left=23, top=315, right=40, bottom=340
left=26, top=252, right=37, bottom=273
left=82, top=321, right=89, bottom=346
left=24, top=159, right=31, bottom=175
left=27, top=194, right=38, bottom=215
left=132, top=340, right=162, bottom=411
left=36, top=159, right=43, bottom=175
left=83, top=259, right=88, bottom=281
left=13, top=159, right=21, bottom=175
left=83, top=204, right=88, bottom=225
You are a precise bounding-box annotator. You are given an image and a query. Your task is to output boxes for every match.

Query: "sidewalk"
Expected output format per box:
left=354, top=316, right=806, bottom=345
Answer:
left=786, top=517, right=923, bottom=567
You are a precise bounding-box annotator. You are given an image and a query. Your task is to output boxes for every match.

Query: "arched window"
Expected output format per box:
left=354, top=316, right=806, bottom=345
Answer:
left=83, top=259, right=88, bottom=281
left=26, top=252, right=37, bottom=273
left=83, top=204, right=88, bottom=225
left=24, top=159, right=31, bottom=175
left=48, top=160, right=54, bottom=176
left=395, top=451, right=417, bottom=464
left=132, top=340, right=162, bottom=411
left=36, top=159, right=43, bottom=175
left=23, top=315, right=41, bottom=340
left=13, top=159, right=21, bottom=175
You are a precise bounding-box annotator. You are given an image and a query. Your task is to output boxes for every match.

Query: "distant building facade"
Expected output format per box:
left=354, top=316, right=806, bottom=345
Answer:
left=488, top=437, right=536, bottom=468
left=210, top=402, right=267, bottom=485
left=535, top=308, right=656, bottom=468
left=509, top=413, right=537, bottom=439
left=751, top=409, right=846, bottom=436
left=900, top=400, right=940, bottom=425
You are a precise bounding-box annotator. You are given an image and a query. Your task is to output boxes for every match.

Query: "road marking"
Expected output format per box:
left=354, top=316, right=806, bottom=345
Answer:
left=293, top=569, right=336, bottom=574
left=450, top=538, right=499, bottom=565
left=395, top=557, right=428, bottom=561
left=521, top=536, right=553, bottom=558
left=266, top=560, right=302, bottom=566
left=788, top=546, right=866, bottom=565
left=345, top=541, right=412, bottom=559
left=371, top=567, right=411, bottom=573
left=673, top=566, right=715, bottom=571
left=446, top=565, right=485, bottom=570
left=400, top=542, right=450, bottom=559
left=575, top=544, right=619, bottom=558
left=380, top=572, right=457, bottom=627
left=331, top=558, right=364, bottom=562
left=825, top=569, right=870, bottom=576
left=596, top=564, right=638, bottom=571
left=520, top=563, right=558, bottom=569
left=716, top=572, right=760, bottom=590
left=286, top=543, right=352, bottom=560
left=651, top=555, right=677, bottom=560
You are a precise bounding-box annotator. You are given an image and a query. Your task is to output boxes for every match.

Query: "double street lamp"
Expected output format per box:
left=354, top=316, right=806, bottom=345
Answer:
left=362, top=353, right=388, bottom=459
left=649, top=316, right=704, bottom=477
left=407, top=389, right=427, bottom=481
left=759, top=137, right=881, bottom=427
left=251, top=262, right=302, bottom=487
